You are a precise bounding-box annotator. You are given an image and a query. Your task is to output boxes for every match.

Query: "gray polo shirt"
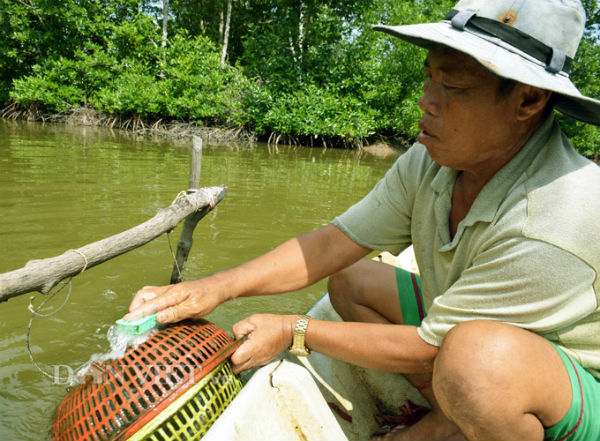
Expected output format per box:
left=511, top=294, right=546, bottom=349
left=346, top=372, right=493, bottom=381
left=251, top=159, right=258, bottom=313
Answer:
left=333, top=116, right=600, bottom=378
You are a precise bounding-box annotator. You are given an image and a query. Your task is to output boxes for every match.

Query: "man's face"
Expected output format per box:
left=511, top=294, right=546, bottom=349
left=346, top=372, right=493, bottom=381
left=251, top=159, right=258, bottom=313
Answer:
left=417, top=45, right=524, bottom=175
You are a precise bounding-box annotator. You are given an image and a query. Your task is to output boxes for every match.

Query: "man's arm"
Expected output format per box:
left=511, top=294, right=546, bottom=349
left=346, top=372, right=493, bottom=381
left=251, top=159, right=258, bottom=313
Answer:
left=218, top=223, right=372, bottom=299
left=126, top=224, right=371, bottom=322
left=230, top=314, right=438, bottom=374
left=305, top=319, right=438, bottom=372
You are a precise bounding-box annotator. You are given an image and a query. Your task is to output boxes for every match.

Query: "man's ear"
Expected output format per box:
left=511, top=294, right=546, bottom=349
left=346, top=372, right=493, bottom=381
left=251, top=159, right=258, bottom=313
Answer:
left=516, top=86, right=553, bottom=121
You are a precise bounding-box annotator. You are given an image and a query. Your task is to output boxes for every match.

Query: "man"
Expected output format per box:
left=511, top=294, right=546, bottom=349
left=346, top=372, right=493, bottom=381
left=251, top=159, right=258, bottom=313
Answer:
left=126, top=0, right=600, bottom=440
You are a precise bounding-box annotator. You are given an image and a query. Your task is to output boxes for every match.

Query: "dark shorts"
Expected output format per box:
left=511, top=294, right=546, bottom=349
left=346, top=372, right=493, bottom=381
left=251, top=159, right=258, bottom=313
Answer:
left=394, top=268, right=600, bottom=441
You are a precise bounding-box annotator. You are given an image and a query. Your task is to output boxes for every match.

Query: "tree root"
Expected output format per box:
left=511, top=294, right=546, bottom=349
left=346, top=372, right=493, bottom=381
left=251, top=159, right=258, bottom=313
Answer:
left=0, top=103, right=256, bottom=144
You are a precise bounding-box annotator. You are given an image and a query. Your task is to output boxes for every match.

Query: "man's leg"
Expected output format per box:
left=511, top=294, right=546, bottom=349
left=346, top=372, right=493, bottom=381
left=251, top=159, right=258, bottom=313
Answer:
left=328, top=258, right=405, bottom=325
left=328, top=259, right=464, bottom=440
left=329, top=262, right=577, bottom=441
left=433, top=320, right=573, bottom=441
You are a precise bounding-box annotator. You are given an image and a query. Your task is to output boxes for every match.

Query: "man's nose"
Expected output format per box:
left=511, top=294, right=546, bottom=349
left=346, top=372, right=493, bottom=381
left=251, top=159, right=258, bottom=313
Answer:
left=418, top=81, right=440, bottom=116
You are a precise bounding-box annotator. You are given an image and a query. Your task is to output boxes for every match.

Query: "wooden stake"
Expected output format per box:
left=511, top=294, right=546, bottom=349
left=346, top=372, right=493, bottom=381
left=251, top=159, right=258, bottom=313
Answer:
left=170, top=137, right=206, bottom=284
left=188, top=136, right=203, bottom=190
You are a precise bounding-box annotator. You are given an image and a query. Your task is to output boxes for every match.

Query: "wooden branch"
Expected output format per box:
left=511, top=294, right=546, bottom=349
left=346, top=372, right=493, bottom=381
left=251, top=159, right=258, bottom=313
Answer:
left=0, top=186, right=227, bottom=302
left=169, top=208, right=210, bottom=284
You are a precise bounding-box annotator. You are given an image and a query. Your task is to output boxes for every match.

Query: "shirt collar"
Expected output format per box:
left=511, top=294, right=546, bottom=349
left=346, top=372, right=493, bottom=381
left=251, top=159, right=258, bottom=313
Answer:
left=429, top=114, right=556, bottom=244
left=465, top=114, right=555, bottom=225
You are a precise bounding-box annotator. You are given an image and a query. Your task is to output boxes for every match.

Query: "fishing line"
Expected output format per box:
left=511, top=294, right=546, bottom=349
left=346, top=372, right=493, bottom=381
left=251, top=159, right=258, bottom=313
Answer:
left=167, top=231, right=183, bottom=281
left=26, top=278, right=74, bottom=381
left=25, top=248, right=91, bottom=382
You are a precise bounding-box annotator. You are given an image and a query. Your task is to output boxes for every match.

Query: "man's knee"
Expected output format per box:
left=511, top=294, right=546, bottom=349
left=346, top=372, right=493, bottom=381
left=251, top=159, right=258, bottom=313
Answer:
left=436, top=320, right=509, bottom=367
left=433, top=321, right=520, bottom=421
left=328, top=266, right=357, bottom=319
left=327, top=267, right=351, bottom=299
left=328, top=259, right=402, bottom=324
left=435, top=321, right=555, bottom=428
left=433, top=320, right=567, bottom=440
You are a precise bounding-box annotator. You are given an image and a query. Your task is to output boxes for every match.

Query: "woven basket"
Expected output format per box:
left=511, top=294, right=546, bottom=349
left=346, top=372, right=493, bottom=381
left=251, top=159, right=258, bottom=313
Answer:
left=51, top=320, right=242, bottom=441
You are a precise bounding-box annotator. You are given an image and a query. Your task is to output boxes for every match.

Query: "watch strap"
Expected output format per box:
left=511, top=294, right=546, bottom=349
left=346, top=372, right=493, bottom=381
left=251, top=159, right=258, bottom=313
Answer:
left=289, top=314, right=311, bottom=356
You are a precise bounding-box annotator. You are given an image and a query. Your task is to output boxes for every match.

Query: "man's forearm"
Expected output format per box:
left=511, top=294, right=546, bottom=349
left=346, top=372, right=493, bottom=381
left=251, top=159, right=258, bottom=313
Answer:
left=305, top=319, right=438, bottom=373
left=216, top=224, right=371, bottom=301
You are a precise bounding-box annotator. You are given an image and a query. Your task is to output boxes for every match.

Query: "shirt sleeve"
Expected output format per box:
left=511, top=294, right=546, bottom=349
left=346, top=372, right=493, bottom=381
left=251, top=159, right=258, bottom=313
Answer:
left=417, top=237, right=598, bottom=346
left=332, top=144, right=431, bottom=255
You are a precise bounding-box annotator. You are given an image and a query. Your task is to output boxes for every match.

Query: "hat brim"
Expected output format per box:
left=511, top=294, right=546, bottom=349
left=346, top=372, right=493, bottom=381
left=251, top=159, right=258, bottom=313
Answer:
left=374, top=22, right=600, bottom=126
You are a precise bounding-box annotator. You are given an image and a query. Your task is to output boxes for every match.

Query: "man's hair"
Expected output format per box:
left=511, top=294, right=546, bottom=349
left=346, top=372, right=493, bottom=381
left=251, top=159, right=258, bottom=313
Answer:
left=498, top=77, right=518, bottom=96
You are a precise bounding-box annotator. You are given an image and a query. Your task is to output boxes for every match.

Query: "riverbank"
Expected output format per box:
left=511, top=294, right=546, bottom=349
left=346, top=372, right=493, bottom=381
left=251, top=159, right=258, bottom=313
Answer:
left=0, top=103, right=411, bottom=153
left=0, top=103, right=255, bottom=144
left=3, top=103, right=597, bottom=164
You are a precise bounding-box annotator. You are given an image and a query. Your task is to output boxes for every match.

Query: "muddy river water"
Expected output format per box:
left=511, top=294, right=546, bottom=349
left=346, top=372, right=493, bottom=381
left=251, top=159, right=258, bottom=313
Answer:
left=0, top=120, right=398, bottom=440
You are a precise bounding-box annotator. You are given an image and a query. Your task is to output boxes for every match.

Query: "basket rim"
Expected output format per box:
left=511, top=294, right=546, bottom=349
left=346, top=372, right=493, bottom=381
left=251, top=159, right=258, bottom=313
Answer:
left=122, top=359, right=242, bottom=441
left=116, top=340, right=241, bottom=440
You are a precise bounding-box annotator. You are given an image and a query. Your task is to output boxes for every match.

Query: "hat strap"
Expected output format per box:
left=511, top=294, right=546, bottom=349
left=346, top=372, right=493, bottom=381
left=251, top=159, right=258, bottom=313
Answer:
left=445, top=9, right=572, bottom=74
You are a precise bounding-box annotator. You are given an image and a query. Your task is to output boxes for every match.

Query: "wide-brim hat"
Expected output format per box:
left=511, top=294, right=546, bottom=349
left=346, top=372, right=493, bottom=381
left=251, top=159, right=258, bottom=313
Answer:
left=374, top=0, right=600, bottom=126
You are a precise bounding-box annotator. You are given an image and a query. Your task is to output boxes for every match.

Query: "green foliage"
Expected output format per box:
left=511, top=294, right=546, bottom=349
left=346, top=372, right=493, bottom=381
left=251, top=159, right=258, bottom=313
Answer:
left=11, top=45, right=121, bottom=111
left=559, top=1, right=600, bottom=156
left=158, top=34, right=251, bottom=123
left=92, top=67, right=164, bottom=118
left=235, top=82, right=274, bottom=134
left=1, top=0, right=599, bottom=155
left=11, top=74, right=82, bottom=111
left=90, top=33, right=256, bottom=123
left=229, top=0, right=452, bottom=142
left=0, top=0, right=144, bottom=101
left=10, top=20, right=252, bottom=124
left=263, top=83, right=378, bottom=139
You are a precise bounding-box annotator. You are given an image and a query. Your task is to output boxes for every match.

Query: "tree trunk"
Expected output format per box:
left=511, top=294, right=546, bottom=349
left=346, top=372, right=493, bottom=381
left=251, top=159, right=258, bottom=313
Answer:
left=220, top=0, right=232, bottom=66
left=304, top=0, right=313, bottom=56
left=162, top=0, right=169, bottom=48
left=219, top=7, right=224, bottom=41
left=0, top=186, right=227, bottom=302
left=289, top=35, right=298, bottom=64
left=298, top=1, right=305, bottom=63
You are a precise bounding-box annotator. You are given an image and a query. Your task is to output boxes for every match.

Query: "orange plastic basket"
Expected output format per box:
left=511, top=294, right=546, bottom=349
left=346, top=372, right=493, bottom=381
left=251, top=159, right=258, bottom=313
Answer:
left=51, top=320, right=241, bottom=441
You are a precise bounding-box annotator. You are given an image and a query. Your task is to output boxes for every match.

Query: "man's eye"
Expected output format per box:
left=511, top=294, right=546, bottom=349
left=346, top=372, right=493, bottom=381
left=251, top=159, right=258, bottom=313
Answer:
left=442, top=84, right=461, bottom=91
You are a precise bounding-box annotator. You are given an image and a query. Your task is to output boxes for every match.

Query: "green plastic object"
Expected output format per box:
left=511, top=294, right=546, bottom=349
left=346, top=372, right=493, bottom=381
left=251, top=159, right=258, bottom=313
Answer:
left=114, top=312, right=158, bottom=335
left=126, top=360, right=243, bottom=441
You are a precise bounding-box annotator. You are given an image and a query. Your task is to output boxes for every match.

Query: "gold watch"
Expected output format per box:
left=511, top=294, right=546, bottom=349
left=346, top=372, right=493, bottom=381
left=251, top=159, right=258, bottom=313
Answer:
left=289, top=315, right=311, bottom=356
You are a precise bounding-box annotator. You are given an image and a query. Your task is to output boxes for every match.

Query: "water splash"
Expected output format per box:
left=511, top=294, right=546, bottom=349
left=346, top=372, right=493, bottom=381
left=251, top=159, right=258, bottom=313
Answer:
left=102, top=289, right=118, bottom=300
left=71, top=325, right=158, bottom=385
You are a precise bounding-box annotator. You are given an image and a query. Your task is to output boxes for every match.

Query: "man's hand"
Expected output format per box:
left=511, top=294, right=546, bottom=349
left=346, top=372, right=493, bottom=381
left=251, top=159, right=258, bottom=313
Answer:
left=124, top=279, right=226, bottom=323
left=230, top=314, right=296, bottom=373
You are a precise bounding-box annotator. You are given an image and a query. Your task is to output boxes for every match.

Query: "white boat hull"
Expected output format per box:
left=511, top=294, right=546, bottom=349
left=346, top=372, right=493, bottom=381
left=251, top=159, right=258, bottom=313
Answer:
left=203, top=290, right=429, bottom=441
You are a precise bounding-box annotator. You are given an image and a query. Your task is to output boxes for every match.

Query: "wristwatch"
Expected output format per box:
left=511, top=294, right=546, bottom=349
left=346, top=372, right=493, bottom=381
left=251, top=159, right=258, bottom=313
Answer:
left=289, top=315, right=311, bottom=356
